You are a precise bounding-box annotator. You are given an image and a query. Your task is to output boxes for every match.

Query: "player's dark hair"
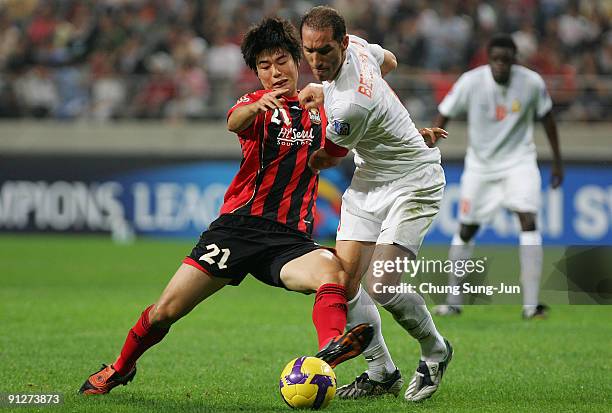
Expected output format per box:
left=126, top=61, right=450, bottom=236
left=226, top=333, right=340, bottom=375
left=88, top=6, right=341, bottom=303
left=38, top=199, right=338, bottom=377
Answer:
left=241, top=17, right=301, bottom=73
left=487, top=34, right=517, bottom=55
left=300, top=6, right=346, bottom=44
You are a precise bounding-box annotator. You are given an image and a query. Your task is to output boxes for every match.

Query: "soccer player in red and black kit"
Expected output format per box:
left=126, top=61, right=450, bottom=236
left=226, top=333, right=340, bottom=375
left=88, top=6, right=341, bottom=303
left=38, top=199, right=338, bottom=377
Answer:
left=79, top=17, right=373, bottom=395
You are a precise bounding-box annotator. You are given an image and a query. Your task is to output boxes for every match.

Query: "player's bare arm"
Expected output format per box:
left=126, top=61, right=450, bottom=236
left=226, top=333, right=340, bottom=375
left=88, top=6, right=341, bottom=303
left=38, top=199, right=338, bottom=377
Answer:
left=298, top=83, right=324, bottom=111
left=380, top=49, right=397, bottom=77
left=227, top=88, right=289, bottom=133
left=541, top=110, right=563, bottom=188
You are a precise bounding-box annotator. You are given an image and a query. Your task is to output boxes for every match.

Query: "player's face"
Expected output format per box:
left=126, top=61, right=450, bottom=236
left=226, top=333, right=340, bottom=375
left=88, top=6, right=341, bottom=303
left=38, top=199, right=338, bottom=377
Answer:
left=301, top=26, right=348, bottom=82
left=256, top=49, right=299, bottom=96
left=488, top=46, right=515, bottom=84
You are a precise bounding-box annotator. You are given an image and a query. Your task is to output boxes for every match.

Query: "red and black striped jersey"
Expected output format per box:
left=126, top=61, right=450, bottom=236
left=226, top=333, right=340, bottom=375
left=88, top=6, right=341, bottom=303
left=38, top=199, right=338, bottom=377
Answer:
left=220, top=89, right=327, bottom=235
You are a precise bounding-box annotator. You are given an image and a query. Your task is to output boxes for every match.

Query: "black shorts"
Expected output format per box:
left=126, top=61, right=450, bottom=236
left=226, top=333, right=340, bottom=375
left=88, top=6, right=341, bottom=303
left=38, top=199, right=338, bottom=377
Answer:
left=184, top=214, right=323, bottom=289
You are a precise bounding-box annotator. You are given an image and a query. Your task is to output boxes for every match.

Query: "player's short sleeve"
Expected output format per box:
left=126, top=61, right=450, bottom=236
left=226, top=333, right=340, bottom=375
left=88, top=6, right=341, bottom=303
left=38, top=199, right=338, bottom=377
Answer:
left=325, top=102, right=370, bottom=152
left=367, top=43, right=385, bottom=66
left=438, top=73, right=471, bottom=117
left=533, top=74, right=553, bottom=118
left=227, top=91, right=265, bottom=140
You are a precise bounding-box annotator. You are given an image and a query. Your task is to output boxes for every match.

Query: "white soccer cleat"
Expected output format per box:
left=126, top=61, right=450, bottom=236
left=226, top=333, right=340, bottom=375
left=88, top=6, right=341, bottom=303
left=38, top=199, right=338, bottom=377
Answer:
left=432, top=304, right=462, bottom=316
left=405, top=338, right=453, bottom=402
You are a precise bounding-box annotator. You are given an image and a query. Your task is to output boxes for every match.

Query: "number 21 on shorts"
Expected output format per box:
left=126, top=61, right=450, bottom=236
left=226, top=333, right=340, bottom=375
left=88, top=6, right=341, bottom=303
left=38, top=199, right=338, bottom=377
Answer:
left=199, top=244, right=231, bottom=269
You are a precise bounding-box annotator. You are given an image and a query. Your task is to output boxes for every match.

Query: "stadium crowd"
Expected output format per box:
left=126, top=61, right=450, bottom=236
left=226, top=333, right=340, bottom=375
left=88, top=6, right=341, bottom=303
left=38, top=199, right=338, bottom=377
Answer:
left=0, top=0, right=609, bottom=121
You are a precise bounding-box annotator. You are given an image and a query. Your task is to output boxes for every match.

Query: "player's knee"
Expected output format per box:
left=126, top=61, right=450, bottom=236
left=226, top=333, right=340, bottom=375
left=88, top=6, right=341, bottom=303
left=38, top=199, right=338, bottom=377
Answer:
left=459, top=224, right=479, bottom=242
left=149, top=302, right=181, bottom=328
left=319, top=269, right=349, bottom=288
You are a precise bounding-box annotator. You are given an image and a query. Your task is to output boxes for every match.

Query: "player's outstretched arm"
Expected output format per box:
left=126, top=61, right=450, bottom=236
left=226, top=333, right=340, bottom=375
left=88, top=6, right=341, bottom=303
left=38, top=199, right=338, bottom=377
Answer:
left=541, top=110, right=564, bottom=188
left=227, top=89, right=288, bottom=133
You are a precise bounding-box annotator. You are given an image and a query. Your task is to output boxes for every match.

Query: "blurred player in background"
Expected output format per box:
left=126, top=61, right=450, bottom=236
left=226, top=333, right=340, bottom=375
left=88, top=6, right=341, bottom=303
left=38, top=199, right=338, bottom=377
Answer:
left=299, top=6, right=452, bottom=402
left=79, top=17, right=374, bottom=396
left=431, top=34, right=563, bottom=319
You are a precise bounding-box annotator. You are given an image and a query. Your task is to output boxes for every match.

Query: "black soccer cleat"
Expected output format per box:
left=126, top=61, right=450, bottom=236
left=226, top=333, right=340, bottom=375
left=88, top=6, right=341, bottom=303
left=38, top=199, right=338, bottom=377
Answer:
left=316, top=323, right=374, bottom=369
left=336, top=369, right=404, bottom=399
left=79, top=364, right=137, bottom=395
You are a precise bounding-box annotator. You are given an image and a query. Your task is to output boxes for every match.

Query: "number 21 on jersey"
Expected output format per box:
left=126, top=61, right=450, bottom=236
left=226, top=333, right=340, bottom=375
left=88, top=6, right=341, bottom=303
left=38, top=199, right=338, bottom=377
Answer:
left=271, top=108, right=291, bottom=126
left=199, top=243, right=231, bottom=269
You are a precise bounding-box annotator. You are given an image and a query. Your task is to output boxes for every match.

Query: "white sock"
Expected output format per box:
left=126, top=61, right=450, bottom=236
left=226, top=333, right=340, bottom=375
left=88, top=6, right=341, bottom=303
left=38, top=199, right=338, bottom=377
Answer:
left=520, top=230, right=543, bottom=313
left=447, top=233, right=475, bottom=306
left=382, top=292, right=447, bottom=363
left=346, top=286, right=396, bottom=381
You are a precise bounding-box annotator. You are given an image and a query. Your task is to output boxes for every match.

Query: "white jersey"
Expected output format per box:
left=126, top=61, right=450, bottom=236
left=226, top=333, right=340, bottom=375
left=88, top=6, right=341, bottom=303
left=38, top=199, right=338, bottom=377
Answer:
left=323, top=35, right=441, bottom=182
left=438, top=65, right=553, bottom=175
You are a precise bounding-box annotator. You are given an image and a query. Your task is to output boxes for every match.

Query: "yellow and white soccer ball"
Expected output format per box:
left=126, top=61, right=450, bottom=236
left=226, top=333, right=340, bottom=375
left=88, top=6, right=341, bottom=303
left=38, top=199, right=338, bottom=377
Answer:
left=279, top=356, right=336, bottom=409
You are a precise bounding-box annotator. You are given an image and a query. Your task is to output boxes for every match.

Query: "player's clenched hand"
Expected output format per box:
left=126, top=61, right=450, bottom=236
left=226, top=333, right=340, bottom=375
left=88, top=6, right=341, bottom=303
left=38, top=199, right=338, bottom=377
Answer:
left=298, top=83, right=324, bottom=111
left=255, top=89, right=289, bottom=112
left=550, top=163, right=564, bottom=189
left=308, top=148, right=342, bottom=174
left=419, top=127, right=448, bottom=147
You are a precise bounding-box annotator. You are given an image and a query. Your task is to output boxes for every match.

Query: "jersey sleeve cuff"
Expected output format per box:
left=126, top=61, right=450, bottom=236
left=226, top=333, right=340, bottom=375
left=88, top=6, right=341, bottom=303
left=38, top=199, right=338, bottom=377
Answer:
left=324, top=140, right=349, bottom=157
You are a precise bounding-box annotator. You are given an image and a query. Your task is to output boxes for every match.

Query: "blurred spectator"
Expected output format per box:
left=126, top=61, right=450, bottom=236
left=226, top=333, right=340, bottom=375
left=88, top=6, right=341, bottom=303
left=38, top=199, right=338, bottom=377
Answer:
left=512, top=20, right=539, bottom=64
left=54, top=65, right=89, bottom=119
left=206, top=27, right=244, bottom=116
left=0, top=10, right=20, bottom=70
left=130, top=52, right=177, bottom=119
left=420, top=2, right=473, bottom=70
left=558, top=1, right=600, bottom=54
left=90, top=51, right=125, bottom=121
left=597, top=31, right=612, bottom=74
left=532, top=43, right=578, bottom=115
left=168, top=56, right=209, bottom=120
left=14, top=65, right=59, bottom=117
left=567, top=51, right=610, bottom=120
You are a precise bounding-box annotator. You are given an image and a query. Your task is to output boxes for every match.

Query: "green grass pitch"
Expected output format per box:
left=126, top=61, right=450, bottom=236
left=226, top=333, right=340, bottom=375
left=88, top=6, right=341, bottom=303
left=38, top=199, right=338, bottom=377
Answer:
left=1, top=235, right=611, bottom=412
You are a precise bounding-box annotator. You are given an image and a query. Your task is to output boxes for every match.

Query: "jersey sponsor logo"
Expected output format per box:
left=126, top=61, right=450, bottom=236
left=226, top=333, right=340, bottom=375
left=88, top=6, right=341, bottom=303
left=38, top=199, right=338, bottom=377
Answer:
left=309, top=108, right=321, bottom=125
left=333, top=120, right=350, bottom=136
left=357, top=51, right=374, bottom=98
left=276, top=127, right=315, bottom=146
left=495, top=105, right=507, bottom=121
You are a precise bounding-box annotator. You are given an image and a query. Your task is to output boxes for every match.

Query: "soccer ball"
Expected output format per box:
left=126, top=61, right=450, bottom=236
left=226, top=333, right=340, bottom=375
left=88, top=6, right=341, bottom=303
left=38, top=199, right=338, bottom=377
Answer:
left=279, top=356, right=336, bottom=409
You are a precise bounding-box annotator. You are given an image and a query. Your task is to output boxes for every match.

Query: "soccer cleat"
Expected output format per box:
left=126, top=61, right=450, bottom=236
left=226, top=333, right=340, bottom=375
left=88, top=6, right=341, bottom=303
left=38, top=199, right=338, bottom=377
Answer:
left=336, top=369, right=404, bottom=399
left=316, top=323, right=374, bottom=369
left=522, top=304, right=550, bottom=320
left=405, top=338, right=453, bottom=402
left=79, top=364, right=137, bottom=395
left=432, top=304, right=462, bottom=316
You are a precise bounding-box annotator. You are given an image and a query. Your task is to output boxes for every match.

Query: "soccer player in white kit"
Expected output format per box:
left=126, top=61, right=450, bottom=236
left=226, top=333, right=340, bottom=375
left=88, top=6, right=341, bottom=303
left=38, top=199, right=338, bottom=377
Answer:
left=298, top=6, right=452, bottom=402
left=431, top=34, right=563, bottom=319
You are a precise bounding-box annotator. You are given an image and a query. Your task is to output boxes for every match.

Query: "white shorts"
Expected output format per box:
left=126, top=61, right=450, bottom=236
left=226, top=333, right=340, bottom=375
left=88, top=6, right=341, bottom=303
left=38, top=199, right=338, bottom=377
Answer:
left=337, top=163, right=445, bottom=255
left=459, top=162, right=541, bottom=224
